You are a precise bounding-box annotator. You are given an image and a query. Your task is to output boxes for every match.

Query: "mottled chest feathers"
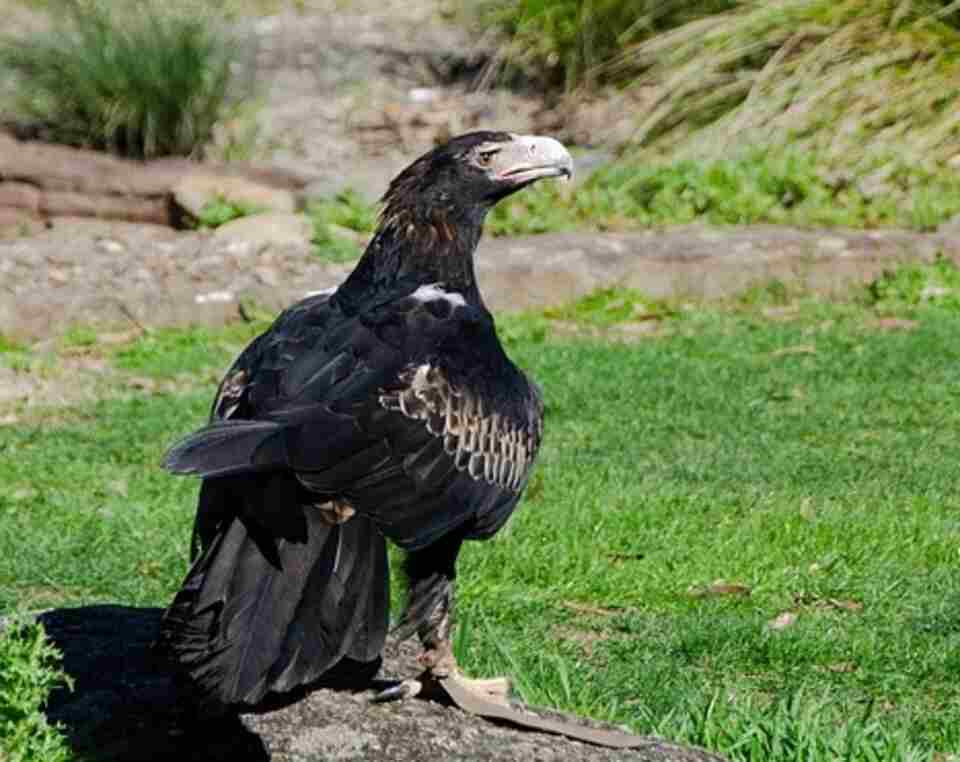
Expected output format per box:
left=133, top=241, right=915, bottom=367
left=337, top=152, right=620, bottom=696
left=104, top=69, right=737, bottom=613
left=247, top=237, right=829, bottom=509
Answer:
left=379, top=364, right=535, bottom=493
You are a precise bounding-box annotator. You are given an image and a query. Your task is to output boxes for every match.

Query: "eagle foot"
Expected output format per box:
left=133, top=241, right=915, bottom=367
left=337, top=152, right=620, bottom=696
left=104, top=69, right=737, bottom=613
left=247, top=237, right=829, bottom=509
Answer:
left=443, top=674, right=512, bottom=706
left=370, top=669, right=511, bottom=707
left=370, top=644, right=512, bottom=708
left=369, top=677, right=424, bottom=703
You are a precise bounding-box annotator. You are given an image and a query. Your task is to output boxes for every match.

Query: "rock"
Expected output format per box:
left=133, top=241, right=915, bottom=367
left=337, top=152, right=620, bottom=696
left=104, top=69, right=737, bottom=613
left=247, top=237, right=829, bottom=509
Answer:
left=0, top=181, right=42, bottom=212
left=39, top=189, right=170, bottom=225
left=24, top=605, right=726, bottom=762
left=0, top=177, right=167, bottom=226
left=172, top=175, right=298, bottom=222
left=302, top=169, right=394, bottom=205
left=211, top=212, right=314, bottom=250
left=0, top=132, right=311, bottom=228
left=0, top=131, right=175, bottom=195
left=0, top=132, right=312, bottom=199
left=96, top=238, right=127, bottom=254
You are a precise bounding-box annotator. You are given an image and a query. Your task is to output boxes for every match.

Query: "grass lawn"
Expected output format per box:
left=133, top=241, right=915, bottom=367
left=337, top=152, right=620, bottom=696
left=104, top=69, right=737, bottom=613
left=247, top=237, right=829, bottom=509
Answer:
left=2, top=266, right=959, bottom=760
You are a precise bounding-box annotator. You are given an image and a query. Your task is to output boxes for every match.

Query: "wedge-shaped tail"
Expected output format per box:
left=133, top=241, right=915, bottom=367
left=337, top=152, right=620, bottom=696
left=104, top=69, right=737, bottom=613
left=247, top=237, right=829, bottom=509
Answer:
left=158, top=475, right=388, bottom=707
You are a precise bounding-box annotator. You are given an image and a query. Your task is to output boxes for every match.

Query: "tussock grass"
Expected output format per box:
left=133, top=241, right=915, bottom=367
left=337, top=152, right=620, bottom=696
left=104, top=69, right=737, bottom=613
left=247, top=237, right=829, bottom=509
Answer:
left=0, top=0, right=245, bottom=158
left=478, top=0, right=737, bottom=89
left=607, top=0, right=960, bottom=169
left=486, top=1, right=960, bottom=231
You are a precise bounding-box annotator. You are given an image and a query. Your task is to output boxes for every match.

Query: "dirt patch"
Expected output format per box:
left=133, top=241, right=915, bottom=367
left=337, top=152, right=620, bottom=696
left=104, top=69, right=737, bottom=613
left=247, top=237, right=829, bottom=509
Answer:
left=230, top=0, right=569, bottom=198
left=3, top=220, right=958, bottom=344
left=551, top=623, right=611, bottom=657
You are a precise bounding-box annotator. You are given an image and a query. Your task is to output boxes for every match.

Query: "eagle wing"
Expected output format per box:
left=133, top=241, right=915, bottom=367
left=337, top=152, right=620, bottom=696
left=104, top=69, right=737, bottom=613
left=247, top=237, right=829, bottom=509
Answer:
left=165, top=285, right=543, bottom=551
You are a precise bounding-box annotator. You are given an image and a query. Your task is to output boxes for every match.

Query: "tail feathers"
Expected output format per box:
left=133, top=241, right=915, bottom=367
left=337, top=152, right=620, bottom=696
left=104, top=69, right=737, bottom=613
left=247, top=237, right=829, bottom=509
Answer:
left=159, top=507, right=388, bottom=707
left=163, top=420, right=286, bottom=478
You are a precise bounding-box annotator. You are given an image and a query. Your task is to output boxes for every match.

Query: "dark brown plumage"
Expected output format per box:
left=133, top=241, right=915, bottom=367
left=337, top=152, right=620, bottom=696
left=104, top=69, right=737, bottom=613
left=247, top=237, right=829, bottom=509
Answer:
left=158, top=131, right=573, bottom=708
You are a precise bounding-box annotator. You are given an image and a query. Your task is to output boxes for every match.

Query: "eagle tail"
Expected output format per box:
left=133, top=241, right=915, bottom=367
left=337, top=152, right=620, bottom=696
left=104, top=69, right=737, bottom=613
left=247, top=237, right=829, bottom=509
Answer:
left=158, top=477, right=388, bottom=708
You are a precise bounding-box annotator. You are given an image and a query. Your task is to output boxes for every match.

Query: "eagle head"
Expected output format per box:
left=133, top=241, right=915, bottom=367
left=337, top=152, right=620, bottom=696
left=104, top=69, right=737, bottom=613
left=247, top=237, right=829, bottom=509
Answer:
left=382, top=131, right=574, bottom=222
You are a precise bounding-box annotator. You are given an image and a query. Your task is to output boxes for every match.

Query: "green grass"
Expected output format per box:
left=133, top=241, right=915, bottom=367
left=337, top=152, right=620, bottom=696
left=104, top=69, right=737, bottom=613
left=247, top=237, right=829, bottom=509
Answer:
left=202, top=139, right=960, bottom=239
left=869, top=253, right=960, bottom=310
left=0, top=0, right=243, bottom=158
left=3, top=263, right=960, bottom=760
left=0, top=620, right=71, bottom=762
left=195, top=196, right=264, bottom=230
left=111, top=322, right=269, bottom=379
left=0, top=334, right=24, bottom=354
left=495, top=149, right=960, bottom=233
left=177, top=150, right=960, bottom=243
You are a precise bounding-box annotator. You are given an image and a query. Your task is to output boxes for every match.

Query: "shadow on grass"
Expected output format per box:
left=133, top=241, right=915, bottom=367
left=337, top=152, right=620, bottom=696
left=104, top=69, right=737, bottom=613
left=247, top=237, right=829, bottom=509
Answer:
left=39, top=605, right=380, bottom=762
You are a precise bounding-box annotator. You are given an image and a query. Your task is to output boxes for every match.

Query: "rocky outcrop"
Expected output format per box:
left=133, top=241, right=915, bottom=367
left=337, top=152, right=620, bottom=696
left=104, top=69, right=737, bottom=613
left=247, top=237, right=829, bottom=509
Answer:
left=211, top=212, right=314, bottom=250
left=172, top=175, right=298, bottom=222
left=0, top=132, right=316, bottom=228
left=34, top=605, right=726, bottom=762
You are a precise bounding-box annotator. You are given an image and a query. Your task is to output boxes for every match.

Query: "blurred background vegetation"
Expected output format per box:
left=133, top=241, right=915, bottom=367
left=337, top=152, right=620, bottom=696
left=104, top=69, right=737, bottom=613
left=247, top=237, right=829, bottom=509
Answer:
left=0, top=0, right=248, bottom=158
left=481, top=0, right=960, bottom=232
left=3, top=0, right=960, bottom=232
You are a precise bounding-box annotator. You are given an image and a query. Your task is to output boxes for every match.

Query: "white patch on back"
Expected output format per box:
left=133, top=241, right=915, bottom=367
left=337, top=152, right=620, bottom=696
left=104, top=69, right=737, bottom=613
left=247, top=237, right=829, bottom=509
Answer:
left=411, top=284, right=467, bottom=308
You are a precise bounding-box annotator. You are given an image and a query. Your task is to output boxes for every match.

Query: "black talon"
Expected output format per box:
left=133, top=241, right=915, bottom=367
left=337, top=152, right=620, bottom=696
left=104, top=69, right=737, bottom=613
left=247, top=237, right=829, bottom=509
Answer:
left=370, top=679, right=422, bottom=703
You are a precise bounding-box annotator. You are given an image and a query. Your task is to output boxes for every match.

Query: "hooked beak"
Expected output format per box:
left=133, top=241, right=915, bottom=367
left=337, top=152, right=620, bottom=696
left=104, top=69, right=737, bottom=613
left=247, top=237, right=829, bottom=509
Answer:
left=494, top=134, right=574, bottom=186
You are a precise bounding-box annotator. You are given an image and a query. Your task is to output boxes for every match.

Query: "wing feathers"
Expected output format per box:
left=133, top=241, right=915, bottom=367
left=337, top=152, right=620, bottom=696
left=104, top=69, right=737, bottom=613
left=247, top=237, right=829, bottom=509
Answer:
left=380, top=363, right=540, bottom=494
left=163, top=420, right=286, bottom=478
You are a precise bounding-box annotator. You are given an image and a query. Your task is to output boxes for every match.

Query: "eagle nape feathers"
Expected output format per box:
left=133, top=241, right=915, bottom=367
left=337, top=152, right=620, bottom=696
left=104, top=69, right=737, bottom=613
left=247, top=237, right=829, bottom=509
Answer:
left=157, top=131, right=573, bottom=710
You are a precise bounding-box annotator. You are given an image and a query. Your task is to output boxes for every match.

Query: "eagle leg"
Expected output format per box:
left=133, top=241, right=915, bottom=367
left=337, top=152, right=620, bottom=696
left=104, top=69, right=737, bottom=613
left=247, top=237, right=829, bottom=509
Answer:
left=371, top=579, right=511, bottom=707
left=418, top=593, right=511, bottom=706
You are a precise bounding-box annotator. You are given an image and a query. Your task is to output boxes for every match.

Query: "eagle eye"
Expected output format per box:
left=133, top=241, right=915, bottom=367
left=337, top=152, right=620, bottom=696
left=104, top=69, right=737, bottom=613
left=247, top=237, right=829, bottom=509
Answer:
left=476, top=147, right=500, bottom=166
